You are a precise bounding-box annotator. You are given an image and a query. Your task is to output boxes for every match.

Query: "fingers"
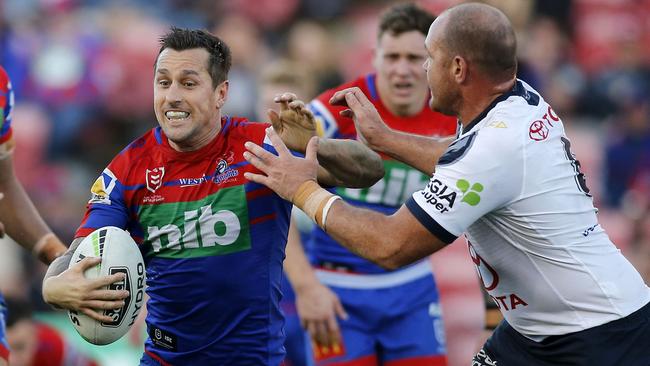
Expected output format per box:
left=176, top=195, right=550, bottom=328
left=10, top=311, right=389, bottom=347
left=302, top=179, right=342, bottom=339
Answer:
left=305, top=320, right=318, bottom=343
left=268, top=109, right=281, bottom=131
left=84, top=299, right=125, bottom=311
left=344, top=90, right=366, bottom=111
left=265, top=127, right=291, bottom=155
left=274, top=92, right=298, bottom=112
left=314, top=321, right=330, bottom=346
left=80, top=307, right=116, bottom=323
left=334, top=298, right=348, bottom=320
left=74, top=257, right=102, bottom=272
left=88, top=288, right=130, bottom=301
left=330, top=87, right=359, bottom=107
left=304, top=136, right=319, bottom=162
left=340, top=109, right=353, bottom=119
left=243, top=171, right=271, bottom=188
left=244, top=139, right=277, bottom=162
left=90, top=272, right=128, bottom=291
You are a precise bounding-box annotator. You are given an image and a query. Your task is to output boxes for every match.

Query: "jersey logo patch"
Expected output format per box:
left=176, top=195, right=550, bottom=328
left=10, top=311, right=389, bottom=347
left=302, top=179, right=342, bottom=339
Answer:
left=529, top=120, right=549, bottom=141
left=457, top=179, right=483, bottom=206
left=89, top=168, right=117, bottom=205
left=488, top=121, right=507, bottom=128
left=438, top=132, right=477, bottom=166
left=146, top=167, right=165, bottom=192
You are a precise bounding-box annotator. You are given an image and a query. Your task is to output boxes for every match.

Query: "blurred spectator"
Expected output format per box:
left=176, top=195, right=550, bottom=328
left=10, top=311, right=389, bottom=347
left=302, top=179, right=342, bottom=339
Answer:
left=286, top=20, right=343, bottom=91
left=603, top=87, right=650, bottom=208
left=214, top=14, right=270, bottom=118
left=5, top=296, right=99, bottom=366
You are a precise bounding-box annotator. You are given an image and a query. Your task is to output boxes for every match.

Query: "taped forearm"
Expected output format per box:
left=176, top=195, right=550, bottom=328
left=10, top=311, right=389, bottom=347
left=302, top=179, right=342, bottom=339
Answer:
left=293, top=181, right=341, bottom=229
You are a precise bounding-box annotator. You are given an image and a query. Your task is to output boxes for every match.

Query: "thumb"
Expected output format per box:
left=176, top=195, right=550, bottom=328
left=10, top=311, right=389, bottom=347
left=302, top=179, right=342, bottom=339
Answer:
left=305, top=136, right=319, bottom=162
left=268, top=109, right=281, bottom=130
left=0, top=192, right=4, bottom=201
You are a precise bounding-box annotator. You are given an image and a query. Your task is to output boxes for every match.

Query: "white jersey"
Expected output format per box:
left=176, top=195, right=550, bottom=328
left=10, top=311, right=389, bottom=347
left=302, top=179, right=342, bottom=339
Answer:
left=407, top=80, right=650, bottom=340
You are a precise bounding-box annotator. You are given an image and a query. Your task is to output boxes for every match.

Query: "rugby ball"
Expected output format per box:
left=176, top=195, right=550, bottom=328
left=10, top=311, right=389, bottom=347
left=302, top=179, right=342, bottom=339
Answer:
left=68, top=226, right=146, bottom=345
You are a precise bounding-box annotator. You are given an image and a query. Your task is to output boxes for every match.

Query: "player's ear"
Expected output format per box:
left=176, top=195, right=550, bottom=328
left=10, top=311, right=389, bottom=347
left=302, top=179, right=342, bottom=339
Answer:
left=452, top=56, right=467, bottom=84
left=215, top=80, right=229, bottom=109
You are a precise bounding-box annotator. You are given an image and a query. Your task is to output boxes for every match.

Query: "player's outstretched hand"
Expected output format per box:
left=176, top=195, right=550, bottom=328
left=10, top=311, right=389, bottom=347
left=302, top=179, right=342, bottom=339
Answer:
left=269, top=92, right=317, bottom=153
left=244, top=127, right=319, bottom=202
left=295, top=282, right=348, bottom=347
left=329, top=87, right=391, bottom=150
left=42, top=257, right=130, bottom=323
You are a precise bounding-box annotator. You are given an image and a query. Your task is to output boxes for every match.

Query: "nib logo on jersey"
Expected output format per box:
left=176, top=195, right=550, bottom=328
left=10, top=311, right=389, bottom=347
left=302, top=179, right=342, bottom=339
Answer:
left=139, top=185, right=252, bottom=259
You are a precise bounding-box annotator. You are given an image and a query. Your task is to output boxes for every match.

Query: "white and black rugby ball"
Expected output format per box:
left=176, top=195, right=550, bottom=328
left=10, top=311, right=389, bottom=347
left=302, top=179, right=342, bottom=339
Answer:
left=68, top=226, right=146, bottom=345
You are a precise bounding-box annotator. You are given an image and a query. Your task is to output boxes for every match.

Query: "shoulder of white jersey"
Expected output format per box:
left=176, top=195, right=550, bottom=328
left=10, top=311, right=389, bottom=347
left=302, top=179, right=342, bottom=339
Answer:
left=308, top=99, right=338, bottom=138
left=438, top=81, right=541, bottom=167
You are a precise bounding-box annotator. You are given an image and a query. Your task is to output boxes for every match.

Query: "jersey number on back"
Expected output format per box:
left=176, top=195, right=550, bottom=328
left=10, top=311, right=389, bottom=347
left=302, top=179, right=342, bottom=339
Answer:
left=561, top=137, right=591, bottom=196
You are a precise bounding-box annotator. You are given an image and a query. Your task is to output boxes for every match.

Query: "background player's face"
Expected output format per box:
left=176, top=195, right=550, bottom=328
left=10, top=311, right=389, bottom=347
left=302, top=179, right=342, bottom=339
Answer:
left=374, top=30, right=429, bottom=116
left=6, top=320, right=37, bottom=366
left=154, top=48, right=227, bottom=151
left=424, top=19, right=460, bottom=116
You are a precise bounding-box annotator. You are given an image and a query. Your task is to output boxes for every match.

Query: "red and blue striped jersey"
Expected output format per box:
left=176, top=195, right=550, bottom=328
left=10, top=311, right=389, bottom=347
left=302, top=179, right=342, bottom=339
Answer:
left=308, top=74, right=458, bottom=274
left=76, top=118, right=291, bottom=365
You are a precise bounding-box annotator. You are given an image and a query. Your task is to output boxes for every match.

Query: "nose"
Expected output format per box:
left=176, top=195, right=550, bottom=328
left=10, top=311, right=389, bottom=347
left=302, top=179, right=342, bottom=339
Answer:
left=166, top=82, right=183, bottom=106
left=394, top=58, right=411, bottom=76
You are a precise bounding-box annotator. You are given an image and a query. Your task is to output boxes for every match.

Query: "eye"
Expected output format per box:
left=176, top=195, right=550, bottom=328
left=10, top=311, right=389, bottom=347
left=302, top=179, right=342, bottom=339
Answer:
left=157, top=79, right=170, bottom=87
left=385, top=54, right=400, bottom=62
left=184, top=81, right=196, bottom=88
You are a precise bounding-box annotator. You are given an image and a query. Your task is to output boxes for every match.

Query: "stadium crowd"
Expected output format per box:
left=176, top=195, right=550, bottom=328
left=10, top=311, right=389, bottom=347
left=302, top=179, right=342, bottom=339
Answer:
left=0, top=0, right=649, bottom=365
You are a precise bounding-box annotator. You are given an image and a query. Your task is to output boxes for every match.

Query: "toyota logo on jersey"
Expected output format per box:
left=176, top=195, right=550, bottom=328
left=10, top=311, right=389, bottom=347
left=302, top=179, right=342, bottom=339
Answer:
left=529, top=120, right=549, bottom=141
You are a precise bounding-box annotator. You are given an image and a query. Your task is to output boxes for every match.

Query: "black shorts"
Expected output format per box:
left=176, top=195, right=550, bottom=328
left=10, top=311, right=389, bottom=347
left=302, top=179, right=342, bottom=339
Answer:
left=473, top=301, right=650, bottom=366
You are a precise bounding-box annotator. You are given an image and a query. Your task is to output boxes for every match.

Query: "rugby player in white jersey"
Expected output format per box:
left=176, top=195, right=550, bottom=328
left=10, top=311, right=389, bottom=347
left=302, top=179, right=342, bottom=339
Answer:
left=243, top=3, right=650, bottom=365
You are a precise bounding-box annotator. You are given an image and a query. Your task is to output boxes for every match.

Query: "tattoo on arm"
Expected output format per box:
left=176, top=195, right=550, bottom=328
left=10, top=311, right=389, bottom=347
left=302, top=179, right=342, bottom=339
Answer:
left=316, top=139, right=383, bottom=188
left=44, top=237, right=84, bottom=280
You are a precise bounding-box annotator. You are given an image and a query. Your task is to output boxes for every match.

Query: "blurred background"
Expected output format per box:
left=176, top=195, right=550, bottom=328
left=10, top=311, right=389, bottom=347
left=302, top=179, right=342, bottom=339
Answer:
left=0, top=0, right=649, bottom=365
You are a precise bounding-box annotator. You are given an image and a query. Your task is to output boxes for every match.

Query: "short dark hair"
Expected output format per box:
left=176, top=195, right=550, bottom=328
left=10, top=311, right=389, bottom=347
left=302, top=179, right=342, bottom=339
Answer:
left=156, top=27, right=232, bottom=88
left=5, top=297, right=33, bottom=328
left=443, top=4, right=517, bottom=80
left=378, top=3, right=435, bottom=39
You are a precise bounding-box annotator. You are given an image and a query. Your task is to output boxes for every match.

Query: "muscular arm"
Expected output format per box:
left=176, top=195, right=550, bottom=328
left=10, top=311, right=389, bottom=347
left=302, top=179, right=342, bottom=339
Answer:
left=330, top=87, right=454, bottom=176
left=0, top=154, right=66, bottom=263
left=323, top=202, right=446, bottom=270
left=315, top=138, right=384, bottom=188
left=364, top=130, right=453, bottom=176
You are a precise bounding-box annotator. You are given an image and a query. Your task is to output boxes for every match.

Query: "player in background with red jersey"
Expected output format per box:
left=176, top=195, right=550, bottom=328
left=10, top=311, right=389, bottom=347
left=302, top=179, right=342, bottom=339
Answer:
left=283, top=4, right=457, bottom=365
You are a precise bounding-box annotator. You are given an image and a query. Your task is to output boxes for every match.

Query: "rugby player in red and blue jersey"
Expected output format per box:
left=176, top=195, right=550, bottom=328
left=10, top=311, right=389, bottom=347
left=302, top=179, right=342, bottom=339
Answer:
left=41, top=28, right=383, bottom=366
left=0, top=66, right=67, bottom=366
left=284, top=5, right=456, bottom=365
